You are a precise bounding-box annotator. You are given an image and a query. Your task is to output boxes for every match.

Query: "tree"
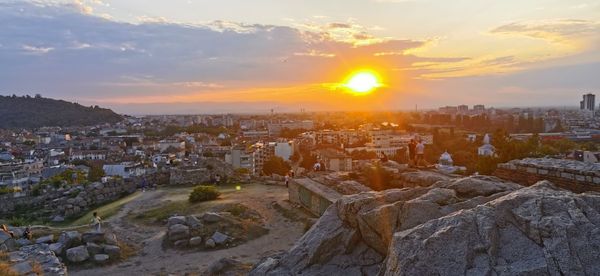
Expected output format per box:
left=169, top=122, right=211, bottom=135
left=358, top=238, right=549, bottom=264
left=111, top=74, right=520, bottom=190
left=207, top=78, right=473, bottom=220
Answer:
left=350, top=150, right=377, bottom=160
left=88, top=165, right=105, bottom=182
left=362, top=165, right=393, bottom=191
left=262, top=156, right=291, bottom=176
left=475, top=156, right=499, bottom=175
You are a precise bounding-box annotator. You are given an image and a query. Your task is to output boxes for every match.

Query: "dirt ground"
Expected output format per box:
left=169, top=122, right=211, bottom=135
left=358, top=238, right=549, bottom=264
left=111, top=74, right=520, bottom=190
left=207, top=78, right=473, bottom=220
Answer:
left=70, top=183, right=308, bottom=276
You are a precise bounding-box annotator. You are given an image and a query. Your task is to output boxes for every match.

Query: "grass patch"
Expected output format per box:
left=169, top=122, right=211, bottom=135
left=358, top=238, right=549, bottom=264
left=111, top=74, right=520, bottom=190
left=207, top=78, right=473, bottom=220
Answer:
left=129, top=200, right=217, bottom=225
left=50, top=192, right=140, bottom=227
left=130, top=184, right=246, bottom=225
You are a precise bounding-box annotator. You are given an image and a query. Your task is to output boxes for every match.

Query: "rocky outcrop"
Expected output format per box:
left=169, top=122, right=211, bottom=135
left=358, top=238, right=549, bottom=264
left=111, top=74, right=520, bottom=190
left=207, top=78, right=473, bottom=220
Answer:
left=252, top=175, right=600, bottom=275
left=7, top=243, right=67, bottom=276
left=165, top=210, right=267, bottom=250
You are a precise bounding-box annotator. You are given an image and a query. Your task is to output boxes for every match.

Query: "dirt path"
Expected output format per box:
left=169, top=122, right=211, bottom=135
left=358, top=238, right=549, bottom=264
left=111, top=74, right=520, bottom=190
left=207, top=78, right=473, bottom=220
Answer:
left=71, top=184, right=306, bottom=276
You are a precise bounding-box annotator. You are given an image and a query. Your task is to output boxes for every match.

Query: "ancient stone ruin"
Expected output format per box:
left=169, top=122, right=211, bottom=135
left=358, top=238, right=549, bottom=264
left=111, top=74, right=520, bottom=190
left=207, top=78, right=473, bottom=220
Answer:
left=0, top=179, right=137, bottom=222
left=1, top=229, right=122, bottom=275
left=252, top=174, right=600, bottom=275
left=496, top=157, right=600, bottom=192
left=165, top=208, right=268, bottom=250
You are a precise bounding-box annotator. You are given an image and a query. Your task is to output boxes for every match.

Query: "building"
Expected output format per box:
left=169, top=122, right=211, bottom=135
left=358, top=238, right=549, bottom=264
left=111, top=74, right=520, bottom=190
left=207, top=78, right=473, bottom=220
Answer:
left=103, top=162, right=146, bottom=178
left=69, top=150, right=107, bottom=161
left=267, top=120, right=314, bottom=136
left=580, top=93, right=595, bottom=112
left=227, top=146, right=254, bottom=171
left=473, top=105, right=485, bottom=112
left=274, top=141, right=294, bottom=161
left=242, top=130, right=269, bottom=139
left=316, top=148, right=352, bottom=172
left=314, top=130, right=366, bottom=146
left=478, top=134, right=496, bottom=156
left=458, top=105, right=469, bottom=113
left=158, top=139, right=185, bottom=153
left=439, top=106, right=458, bottom=114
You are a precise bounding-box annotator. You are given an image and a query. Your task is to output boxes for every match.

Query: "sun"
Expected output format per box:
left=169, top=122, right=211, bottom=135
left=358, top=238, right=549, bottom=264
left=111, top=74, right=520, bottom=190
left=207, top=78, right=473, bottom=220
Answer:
left=344, top=71, right=382, bottom=94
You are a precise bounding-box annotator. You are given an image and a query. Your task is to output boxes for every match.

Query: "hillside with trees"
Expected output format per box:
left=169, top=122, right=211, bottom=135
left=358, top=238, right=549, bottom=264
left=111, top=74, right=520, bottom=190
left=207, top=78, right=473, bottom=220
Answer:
left=0, top=94, right=122, bottom=128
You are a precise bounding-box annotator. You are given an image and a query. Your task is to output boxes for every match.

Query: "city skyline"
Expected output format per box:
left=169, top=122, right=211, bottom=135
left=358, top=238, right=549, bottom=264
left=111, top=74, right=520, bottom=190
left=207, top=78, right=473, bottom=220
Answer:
left=0, top=0, right=599, bottom=114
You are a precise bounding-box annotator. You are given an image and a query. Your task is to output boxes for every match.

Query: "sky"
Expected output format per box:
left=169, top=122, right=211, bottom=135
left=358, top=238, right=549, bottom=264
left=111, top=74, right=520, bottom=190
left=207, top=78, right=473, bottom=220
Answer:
left=0, top=0, right=599, bottom=114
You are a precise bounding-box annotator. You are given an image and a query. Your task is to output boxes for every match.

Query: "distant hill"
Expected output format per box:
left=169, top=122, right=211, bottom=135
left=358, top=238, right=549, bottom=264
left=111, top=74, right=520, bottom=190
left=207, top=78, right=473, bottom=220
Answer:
left=0, top=95, right=123, bottom=129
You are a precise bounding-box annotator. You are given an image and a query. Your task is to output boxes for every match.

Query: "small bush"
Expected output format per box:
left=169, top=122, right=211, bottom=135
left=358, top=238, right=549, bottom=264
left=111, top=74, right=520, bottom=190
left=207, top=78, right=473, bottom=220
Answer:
left=189, top=185, right=220, bottom=203
left=8, top=216, right=27, bottom=227
left=0, top=187, right=14, bottom=195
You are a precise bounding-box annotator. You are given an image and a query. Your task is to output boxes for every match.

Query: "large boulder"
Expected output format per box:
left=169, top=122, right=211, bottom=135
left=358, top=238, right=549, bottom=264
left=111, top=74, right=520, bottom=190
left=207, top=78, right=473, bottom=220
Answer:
left=189, top=236, right=203, bottom=246
left=252, top=177, right=600, bottom=276
left=66, top=245, right=90, bottom=263
left=86, top=242, right=103, bottom=256
left=49, top=242, right=65, bottom=255
left=167, top=216, right=187, bottom=227
left=104, top=233, right=118, bottom=246
left=10, top=244, right=67, bottom=275
left=35, top=234, right=54, bottom=244
left=82, top=231, right=105, bottom=244
left=168, top=224, right=190, bottom=242
left=93, top=253, right=110, bottom=264
left=202, top=212, right=224, bottom=223
left=103, top=244, right=121, bottom=259
left=58, top=231, right=82, bottom=248
left=186, top=215, right=203, bottom=229
left=211, top=231, right=230, bottom=245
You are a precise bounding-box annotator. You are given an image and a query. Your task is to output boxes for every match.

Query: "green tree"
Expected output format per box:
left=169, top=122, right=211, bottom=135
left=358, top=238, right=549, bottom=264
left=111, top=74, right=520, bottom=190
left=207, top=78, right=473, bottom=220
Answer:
left=88, top=165, right=105, bottom=182
left=362, top=165, right=393, bottom=191
left=262, top=156, right=291, bottom=176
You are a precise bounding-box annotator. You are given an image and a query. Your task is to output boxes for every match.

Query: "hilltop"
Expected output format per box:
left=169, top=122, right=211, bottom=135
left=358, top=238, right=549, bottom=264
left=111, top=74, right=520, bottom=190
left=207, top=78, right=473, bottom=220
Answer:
left=0, top=95, right=122, bottom=129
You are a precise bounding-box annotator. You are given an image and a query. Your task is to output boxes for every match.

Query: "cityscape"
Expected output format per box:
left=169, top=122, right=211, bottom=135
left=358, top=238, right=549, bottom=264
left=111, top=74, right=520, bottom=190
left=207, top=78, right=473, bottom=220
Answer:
left=1, top=1, right=600, bottom=276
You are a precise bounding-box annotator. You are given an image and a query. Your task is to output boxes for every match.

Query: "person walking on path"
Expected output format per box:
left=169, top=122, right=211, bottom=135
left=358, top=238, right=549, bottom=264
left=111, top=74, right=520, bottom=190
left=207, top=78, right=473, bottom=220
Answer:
left=285, top=174, right=290, bottom=187
left=90, top=212, right=103, bottom=232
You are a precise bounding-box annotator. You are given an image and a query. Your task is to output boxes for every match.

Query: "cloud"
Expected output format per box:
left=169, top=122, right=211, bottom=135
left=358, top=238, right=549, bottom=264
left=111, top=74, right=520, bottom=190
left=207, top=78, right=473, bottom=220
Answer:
left=0, top=1, right=463, bottom=99
left=490, top=19, right=600, bottom=43
left=22, top=44, right=54, bottom=54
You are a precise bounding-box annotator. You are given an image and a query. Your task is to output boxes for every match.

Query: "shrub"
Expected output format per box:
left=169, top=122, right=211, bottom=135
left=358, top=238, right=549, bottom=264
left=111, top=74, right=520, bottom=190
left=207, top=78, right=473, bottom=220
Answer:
left=8, top=216, right=27, bottom=227
left=189, top=185, right=220, bottom=203
left=0, top=187, right=14, bottom=195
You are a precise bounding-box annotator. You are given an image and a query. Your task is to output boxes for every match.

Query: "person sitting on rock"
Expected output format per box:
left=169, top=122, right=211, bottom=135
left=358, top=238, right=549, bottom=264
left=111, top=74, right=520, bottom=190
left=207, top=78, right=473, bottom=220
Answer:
left=22, top=226, right=32, bottom=240
left=1, top=224, right=14, bottom=238
left=90, top=212, right=103, bottom=232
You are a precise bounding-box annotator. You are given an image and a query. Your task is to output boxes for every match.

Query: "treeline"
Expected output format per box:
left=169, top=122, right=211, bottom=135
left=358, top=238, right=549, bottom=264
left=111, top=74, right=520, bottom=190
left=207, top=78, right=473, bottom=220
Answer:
left=0, top=95, right=122, bottom=128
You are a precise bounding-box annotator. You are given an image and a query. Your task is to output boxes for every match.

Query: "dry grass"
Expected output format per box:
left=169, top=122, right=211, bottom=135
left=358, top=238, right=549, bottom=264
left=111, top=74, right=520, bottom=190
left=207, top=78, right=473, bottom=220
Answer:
left=31, top=261, right=43, bottom=275
left=0, top=262, right=18, bottom=276
left=0, top=251, right=8, bottom=261
left=118, top=241, right=137, bottom=261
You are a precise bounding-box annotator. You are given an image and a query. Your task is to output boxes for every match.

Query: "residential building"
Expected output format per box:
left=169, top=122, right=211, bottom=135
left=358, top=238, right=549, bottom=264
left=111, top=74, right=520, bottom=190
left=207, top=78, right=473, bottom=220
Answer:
left=580, top=93, right=595, bottom=112
left=316, top=148, right=352, bottom=172
left=69, top=150, right=107, bottom=161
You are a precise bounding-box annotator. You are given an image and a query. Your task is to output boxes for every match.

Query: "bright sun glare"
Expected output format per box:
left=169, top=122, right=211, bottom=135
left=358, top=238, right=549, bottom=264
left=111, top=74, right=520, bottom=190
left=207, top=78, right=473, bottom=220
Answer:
left=344, top=71, right=381, bottom=94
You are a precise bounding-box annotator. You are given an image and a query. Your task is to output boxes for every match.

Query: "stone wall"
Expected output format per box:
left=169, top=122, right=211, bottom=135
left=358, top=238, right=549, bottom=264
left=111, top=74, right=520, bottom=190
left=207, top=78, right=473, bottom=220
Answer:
left=495, top=158, right=600, bottom=193
left=169, top=167, right=210, bottom=185
left=288, top=178, right=342, bottom=216
left=0, top=178, right=137, bottom=220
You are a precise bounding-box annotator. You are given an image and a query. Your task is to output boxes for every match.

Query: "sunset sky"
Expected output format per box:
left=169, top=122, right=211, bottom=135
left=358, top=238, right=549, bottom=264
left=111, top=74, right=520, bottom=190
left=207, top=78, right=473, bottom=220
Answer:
left=1, top=0, right=599, bottom=114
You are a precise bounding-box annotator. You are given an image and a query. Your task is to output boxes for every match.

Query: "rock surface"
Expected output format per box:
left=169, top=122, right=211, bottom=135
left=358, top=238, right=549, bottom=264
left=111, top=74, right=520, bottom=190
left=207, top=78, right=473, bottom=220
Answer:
left=8, top=244, right=67, bottom=276
left=168, top=224, right=190, bottom=242
left=66, top=245, right=90, bottom=263
left=251, top=175, right=600, bottom=275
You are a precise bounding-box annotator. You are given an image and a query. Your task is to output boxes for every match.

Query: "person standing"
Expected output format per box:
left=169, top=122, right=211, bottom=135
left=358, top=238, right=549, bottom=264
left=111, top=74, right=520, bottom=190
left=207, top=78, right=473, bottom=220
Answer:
left=408, top=139, right=417, bottom=166
left=90, top=212, right=102, bottom=232
left=415, top=140, right=425, bottom=167
left=285, top=174, right=290, bottom=187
